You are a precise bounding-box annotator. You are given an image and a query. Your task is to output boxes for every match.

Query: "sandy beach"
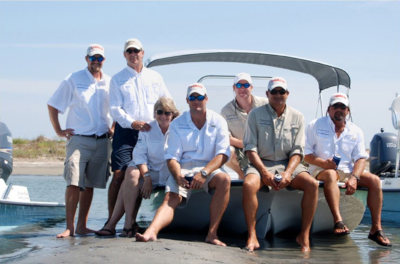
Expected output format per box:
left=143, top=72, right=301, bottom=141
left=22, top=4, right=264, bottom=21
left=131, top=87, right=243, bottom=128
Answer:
left=12, top=159, right=64, bottom=176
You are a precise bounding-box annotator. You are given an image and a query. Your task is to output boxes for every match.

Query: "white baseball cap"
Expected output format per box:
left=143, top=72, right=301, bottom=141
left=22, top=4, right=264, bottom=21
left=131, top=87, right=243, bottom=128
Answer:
left=86, top=44, right=105, bottom=57
left=268, top=77, right=288, bottom=91
left=124, top=38, right=143, bottom=51
left=187, top=83, right=207, bottom=97
left=234, top=72, right=252, bottom=85
left=329, top=93, right=349, bottom=107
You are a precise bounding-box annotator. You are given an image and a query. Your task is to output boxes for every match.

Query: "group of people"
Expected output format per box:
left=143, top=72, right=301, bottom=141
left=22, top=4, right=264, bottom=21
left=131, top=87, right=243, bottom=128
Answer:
left=47, top=38, right=391, bottom=252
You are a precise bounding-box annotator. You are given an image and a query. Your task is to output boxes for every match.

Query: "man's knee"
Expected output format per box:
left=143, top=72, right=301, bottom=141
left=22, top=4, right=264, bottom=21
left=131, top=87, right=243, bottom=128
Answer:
left=243, top=174, right=260, bottom=192
left=317, top=169, right=338, bottom=182
left=111, top=170, right=125, bottom=185
left=163, top=192, right=181, bottom=208
left=214, top=173, right=231, bottom=189
left=295, top=172, right=319, bottom=193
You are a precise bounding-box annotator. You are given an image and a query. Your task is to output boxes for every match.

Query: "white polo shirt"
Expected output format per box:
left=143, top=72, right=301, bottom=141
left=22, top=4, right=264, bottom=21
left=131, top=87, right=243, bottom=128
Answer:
left=132, top=120, right=169, bottom=185
left=305, top=116, right=369, bottom=174
left=165, top=109, right=230, bottom=164
left=47, top=68, right=111, bottom=136
left=109, top=66, right=171, bottom=129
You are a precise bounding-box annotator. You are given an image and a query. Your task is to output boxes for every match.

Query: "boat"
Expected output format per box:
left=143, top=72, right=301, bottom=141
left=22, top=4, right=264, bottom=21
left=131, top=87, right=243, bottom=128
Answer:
left=136, top=50, right=369, bottom=237
left=0, top=121, right=65, bottom=226
left=369, top=96, right=400, bottom=212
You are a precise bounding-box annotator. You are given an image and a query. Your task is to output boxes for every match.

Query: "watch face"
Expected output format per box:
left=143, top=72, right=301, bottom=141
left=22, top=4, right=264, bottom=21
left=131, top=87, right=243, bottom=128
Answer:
left=201, top=170, right=207, bottom=177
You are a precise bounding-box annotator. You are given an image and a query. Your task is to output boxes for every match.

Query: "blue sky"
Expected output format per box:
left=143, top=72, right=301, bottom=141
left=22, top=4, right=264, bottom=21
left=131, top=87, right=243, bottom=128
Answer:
left=0, top=0, right=399, bottom=147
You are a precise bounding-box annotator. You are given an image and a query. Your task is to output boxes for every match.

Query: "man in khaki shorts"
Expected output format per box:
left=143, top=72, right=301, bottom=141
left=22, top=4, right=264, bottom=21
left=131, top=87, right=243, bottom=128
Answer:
left=47, top=44, right=113, bottom=238
left=305, top=93, right=391, bottom=246
left=242, top=77, right=318, bottom=252
left=136, top=83, right=231, bottom=246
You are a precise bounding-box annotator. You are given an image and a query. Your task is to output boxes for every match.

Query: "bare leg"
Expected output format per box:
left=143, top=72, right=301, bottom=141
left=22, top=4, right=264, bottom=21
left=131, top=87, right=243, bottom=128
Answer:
left=242, top=173, right=264, bottom=251
left=122, top=167, right=141, bottom=236
left=316, top=170, right=348, bottom=234
left=290, top=172, right=319, bottom=252
left=206, top=172, right=231, bottom=246
left=108, top=169, right=125, bottom=219
left=360, top=172, right=391, bottom=245
left=136, top=192, right=181, bottom=242
left=75, top=187, right=95, bottom=234
left=57, top=186, right=80, bottom=238
left=225, top=150, right=244, bottom=179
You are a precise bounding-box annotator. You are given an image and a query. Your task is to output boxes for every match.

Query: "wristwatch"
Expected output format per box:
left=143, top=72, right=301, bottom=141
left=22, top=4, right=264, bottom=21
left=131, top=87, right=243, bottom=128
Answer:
left=200, top=170, right=208, bottom=179
left=144, top=173, right=151, bottom=178
left=351, top=174, right=360, bottom=183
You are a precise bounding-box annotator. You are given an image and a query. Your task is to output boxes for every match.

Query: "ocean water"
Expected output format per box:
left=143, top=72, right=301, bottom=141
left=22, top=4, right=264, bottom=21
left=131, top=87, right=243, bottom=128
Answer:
left=0, top=175, right=399, bottom=263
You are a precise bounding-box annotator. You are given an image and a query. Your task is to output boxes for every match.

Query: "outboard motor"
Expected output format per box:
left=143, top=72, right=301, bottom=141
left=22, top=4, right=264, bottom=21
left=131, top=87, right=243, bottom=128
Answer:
left=369, top=131, right=398, bottom=176
left=0, top=122, right=13, bottom=183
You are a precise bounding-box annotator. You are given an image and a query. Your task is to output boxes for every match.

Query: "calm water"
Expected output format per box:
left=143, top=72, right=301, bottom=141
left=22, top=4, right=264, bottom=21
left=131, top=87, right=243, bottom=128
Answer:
left=0, top=175, right=399, bottom=263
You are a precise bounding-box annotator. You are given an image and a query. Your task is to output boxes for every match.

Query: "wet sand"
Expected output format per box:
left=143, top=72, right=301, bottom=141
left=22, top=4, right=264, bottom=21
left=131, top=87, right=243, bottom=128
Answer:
left=12, top=160, right=63, bottom=176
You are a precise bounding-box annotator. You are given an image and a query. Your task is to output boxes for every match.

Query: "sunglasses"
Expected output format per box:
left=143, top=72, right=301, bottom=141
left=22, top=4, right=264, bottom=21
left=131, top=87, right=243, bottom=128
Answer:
left=270, top=89, right=287, bottom=95
left=188, top=95, right=206, bottom=101
left=235, top=83, right=251, bottom=89
left=156, top=110, right=172, bottom=116
left=89, top=56, right=104, bottom=62
left=126, top=48, right=141, bottom=54
left=332, top=103, right=347, bottom=110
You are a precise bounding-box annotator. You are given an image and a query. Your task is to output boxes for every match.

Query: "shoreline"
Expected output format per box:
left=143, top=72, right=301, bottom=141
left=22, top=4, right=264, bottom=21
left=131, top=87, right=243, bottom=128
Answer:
left=12, top=159, right=64, bottom=176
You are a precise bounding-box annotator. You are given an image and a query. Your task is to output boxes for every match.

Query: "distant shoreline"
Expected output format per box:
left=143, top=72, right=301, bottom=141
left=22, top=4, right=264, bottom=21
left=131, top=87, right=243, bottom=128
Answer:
left=12, top=159, right=64, bottom=176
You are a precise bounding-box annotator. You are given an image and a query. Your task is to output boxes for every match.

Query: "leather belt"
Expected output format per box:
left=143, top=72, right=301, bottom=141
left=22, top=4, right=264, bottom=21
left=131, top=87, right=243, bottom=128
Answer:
left=73, top=133, right=109, bottom=139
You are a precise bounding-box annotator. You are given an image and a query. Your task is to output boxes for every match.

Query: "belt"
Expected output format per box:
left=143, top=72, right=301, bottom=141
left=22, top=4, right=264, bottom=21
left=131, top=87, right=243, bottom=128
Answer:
left=73, top=133, right=109, bottom=139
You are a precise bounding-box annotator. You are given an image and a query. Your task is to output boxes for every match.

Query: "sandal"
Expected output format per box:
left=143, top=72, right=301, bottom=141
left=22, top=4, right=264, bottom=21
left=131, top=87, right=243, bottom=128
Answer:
left=119, top=223, right=142, bottom=238
left=333, top=221, right=350, bottom=236
left=95, top=228, right=116, bottom=237
left=368, top=230, right=392, bottom=247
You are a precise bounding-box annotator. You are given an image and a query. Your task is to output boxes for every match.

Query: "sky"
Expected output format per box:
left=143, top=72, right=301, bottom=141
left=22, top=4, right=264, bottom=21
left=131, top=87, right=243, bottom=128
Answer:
left=0, top=0, right=399, bottom=148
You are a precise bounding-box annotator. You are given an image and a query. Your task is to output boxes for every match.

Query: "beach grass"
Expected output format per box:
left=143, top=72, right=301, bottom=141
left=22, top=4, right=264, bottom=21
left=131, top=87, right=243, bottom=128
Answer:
left=13, top=135, right=65, bottom=160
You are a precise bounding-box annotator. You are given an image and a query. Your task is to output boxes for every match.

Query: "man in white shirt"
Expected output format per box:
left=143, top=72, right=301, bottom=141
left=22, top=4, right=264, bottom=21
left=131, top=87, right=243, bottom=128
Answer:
left=305, top=93, right=391, bottom=247
left=108, top=38, right=171, bottom=219
left=136, top=83, right=231, bottom=246
left=47, top=44, right=113, bottom=238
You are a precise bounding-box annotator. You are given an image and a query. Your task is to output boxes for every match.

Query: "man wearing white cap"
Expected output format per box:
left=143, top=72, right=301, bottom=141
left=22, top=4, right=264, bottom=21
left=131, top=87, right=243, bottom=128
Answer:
left=220, top=73, right=268, bottom=179
left=242, top=77, right=318, bottom=251
left=304, top=93, right=391, bottom=246
left=108, top=38, right=171, bottom=220
left=48, top=44, right=113, bottom=238
left=136, top=83, right=231, bottom=246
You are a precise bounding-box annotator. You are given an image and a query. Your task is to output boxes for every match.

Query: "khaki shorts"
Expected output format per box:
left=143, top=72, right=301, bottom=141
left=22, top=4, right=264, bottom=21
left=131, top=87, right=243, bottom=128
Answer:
left=64, top=136, right=111, bottom=189
left=312, top=169, right=354, bottom=183
left=128, top=165, right=165, bottom=189
left=245, top=159, right=307, bottom=180
left=165, top=161, right=227, bottom=208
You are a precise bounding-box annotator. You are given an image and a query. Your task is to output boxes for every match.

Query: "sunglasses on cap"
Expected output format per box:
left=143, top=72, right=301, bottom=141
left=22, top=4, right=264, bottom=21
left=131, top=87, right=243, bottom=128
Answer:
left=235, top=83, right=251, bottom=89
left=126, top=48, right=141, bottom=54
left=188, top=95, right=206, bottom=101
left=89, top=56, right=104, bottom=62
left=332, top=103, right=347, bottom=110
left=156, top=110, right=172, bottom=116
left=270, top=89, right=287, bottom=95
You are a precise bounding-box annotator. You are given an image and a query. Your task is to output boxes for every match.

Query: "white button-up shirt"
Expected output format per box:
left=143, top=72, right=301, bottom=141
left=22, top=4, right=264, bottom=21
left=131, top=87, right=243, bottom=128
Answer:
left=47, top=68, right=111, bottom=136
left=165, top=109, right=230, bottom=164
left=109, top=66, right=171, bottom=128
left=132, top=120, right=169, bottom=185
left=305, top=116, right=369, bottom=174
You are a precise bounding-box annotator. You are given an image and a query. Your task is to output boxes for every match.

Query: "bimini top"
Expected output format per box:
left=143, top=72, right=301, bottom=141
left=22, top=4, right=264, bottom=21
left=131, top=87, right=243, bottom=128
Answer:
left=145, top=49, right=351, bottom=91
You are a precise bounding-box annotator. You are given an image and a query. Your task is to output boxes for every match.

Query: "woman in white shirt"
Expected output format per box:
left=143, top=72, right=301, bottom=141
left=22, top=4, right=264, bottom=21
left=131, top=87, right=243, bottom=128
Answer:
left=96, top=97, right=179, bottom=237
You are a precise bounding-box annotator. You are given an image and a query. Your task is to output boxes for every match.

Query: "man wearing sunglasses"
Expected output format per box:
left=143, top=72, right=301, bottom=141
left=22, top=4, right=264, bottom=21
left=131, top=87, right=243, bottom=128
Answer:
left=108, top=38, right=171, bottom=220
left=304, top=93, right=391, bottom=247
left=220, top=73, right=268, bottom=179
left=136, top=83, right=231, bottom=246
left=242, top=77, right=318, bottom=252
left=47, top=44, right=113, bottom=238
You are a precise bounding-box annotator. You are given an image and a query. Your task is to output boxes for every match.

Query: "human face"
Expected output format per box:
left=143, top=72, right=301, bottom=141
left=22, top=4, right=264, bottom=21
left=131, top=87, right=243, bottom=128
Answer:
left=124, top=48, right=144, bottom=69
left=155, top=108, right=173, bottom=128
left=233, top=80, right=253, bottom=99
left=266, top=87, right=289, bottom=109
left=86, top=55, right=104, bottom=74
left=187, top=93, right=208, bottom=113
left=328, top=103, right=349, bottom=122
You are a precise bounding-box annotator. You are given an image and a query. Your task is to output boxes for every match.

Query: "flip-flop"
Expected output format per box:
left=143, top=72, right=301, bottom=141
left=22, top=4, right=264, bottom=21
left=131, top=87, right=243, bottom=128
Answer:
left=333, top=221, right=350, bottom=236
left=95, top=228, right=116, bottom=237
left=368, top=230, right=392, bottom=247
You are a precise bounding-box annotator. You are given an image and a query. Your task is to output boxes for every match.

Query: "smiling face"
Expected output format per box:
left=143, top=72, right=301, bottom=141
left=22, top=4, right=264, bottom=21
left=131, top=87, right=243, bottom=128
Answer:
left=155, top=107, right=173, bottom=128
left=328, top=103, right=349, bottom=122
left=266, top=87, right=289, bottom=110
left=233, top=80, right=253, bottom=100
left=85, top=55, right=104, bottom=74
left=124, top=49, right=144, bottom=69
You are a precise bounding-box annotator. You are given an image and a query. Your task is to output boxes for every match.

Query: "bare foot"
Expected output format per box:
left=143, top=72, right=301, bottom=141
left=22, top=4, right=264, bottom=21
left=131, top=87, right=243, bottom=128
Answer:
left=57, top=229, right=73, bottom=238
left=244, top=236, right=260, bottom=251
left=205, top=234, right=226, bottom=247
left=75, top=227, right=95, bottom=235
left=296, top=234, right=311, bottom=252
left=135, top=232, right=157, bottom=242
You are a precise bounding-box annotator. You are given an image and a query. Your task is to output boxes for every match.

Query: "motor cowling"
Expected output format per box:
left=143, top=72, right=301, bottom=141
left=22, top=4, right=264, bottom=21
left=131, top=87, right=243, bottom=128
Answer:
left=369, top=132, right=398, bottom=175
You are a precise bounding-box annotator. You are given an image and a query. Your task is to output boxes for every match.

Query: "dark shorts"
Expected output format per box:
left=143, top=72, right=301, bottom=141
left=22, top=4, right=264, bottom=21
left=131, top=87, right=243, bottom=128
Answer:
left=111, top=123, right=139, bottom=171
